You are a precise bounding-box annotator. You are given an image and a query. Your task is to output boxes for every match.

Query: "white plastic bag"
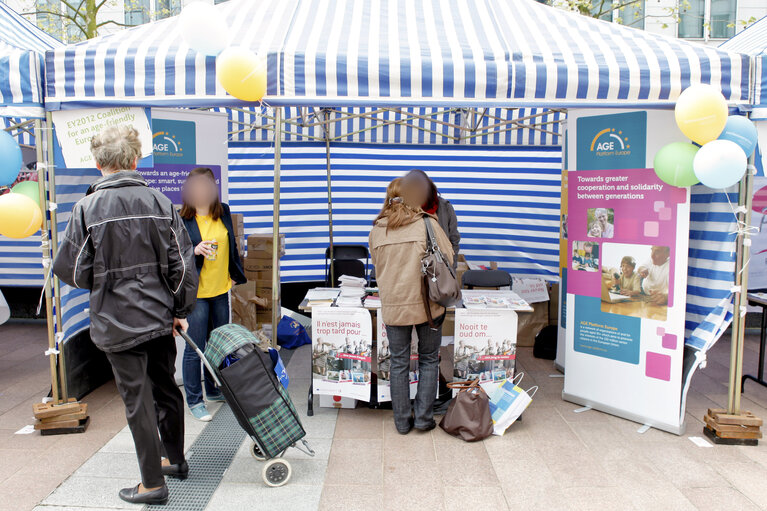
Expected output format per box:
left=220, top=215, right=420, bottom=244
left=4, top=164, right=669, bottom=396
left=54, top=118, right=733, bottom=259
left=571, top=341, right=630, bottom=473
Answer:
left=484, top=373, right=537, bottom=436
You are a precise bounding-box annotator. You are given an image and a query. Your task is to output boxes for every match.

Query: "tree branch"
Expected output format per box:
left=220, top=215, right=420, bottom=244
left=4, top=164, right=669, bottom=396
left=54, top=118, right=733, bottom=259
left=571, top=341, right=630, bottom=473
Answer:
left=95, top=19, right=135, bottom=29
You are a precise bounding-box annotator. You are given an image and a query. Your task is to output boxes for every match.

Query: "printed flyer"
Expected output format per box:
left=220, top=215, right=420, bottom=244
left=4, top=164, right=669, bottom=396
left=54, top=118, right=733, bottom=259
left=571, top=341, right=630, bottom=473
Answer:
left=376, top=315, right=418, bottom=402
left=311, top=307, right=373, bottom=402
left=563, top=109, right=691, bottom=434
left=453, top=309, right=518, bottom=385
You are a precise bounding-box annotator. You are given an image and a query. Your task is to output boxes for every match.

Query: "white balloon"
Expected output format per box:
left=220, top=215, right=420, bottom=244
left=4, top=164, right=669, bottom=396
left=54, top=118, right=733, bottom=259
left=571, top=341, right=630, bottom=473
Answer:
left=179, top=2, right=229, bottom=56
left=692, top=139, right=747, bottom=189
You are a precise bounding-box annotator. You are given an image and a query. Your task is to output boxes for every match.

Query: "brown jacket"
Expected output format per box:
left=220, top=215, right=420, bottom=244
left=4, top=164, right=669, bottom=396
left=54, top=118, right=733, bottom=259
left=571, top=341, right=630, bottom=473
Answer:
left=369, top=213, right=454, bottom=326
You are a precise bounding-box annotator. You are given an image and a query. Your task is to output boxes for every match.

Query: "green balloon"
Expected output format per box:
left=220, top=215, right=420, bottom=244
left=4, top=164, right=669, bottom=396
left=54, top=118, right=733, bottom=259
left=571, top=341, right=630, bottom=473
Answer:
left=653, top=142, right=700, bottom=187
left=10, top=180, right=41, bottom=208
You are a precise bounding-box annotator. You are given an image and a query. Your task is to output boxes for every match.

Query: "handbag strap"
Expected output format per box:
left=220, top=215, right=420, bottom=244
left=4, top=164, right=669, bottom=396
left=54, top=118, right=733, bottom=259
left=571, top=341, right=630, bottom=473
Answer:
left=423, top=216, right=439, bottom=253
left=447, top=379, right=483, bottom=393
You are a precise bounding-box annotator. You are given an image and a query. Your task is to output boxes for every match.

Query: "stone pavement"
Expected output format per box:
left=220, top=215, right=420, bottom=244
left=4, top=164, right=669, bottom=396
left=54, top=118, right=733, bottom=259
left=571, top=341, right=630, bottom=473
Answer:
left=3, top=316, right=767, bottom=510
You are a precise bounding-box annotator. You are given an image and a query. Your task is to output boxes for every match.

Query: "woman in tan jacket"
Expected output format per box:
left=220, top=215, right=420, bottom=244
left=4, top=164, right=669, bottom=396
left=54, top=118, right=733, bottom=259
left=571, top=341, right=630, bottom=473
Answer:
left=369, top=178, right=454, bottom=434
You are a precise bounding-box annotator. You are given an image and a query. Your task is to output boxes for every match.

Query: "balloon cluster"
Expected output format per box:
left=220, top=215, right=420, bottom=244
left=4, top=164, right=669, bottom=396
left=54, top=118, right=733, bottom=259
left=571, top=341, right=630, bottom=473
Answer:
left=654, top=84, right=757, bottom=189
left=0, top=131, right=42, bottom=239
left=179, top=2, right=266, bottom=102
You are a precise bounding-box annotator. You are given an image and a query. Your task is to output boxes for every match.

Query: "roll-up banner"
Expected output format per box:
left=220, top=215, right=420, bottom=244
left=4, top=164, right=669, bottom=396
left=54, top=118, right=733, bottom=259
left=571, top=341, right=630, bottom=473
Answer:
left=563, top=109, right=691, bottom=435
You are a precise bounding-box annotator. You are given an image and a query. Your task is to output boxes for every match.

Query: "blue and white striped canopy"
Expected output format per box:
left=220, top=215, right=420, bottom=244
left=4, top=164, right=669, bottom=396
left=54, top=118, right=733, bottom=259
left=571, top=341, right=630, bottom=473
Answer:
left=0, top=2, right=61, bottom=117
left=720, top=16, right=767, bottom=115
left=45, top=0, right=751, bottom=110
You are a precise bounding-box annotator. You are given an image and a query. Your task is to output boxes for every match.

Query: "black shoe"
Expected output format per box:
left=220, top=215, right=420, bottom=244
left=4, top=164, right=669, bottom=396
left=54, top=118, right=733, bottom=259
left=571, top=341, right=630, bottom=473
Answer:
left=162, top=460, right=189, bottom=479
left=396, top=417, right=414, bottom=435
left=118, top=484, right=169, bottom=505
left=415, top=420, right=437, bottom=432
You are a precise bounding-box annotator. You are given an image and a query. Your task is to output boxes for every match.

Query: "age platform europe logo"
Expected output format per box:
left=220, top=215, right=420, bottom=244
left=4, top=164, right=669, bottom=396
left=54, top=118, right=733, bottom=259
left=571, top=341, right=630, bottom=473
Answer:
left=576, top=111, right=647, bottom=170
left=152, top=119, right=196, bottom=164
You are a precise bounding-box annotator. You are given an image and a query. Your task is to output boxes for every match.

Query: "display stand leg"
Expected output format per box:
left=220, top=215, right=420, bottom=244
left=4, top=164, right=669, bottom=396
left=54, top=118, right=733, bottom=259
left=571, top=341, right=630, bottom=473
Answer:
left=706, top=144, right=762, bottom=445
left=271, top=108, right=282, bottom=348
left=741, top=305, right=767, bottom=391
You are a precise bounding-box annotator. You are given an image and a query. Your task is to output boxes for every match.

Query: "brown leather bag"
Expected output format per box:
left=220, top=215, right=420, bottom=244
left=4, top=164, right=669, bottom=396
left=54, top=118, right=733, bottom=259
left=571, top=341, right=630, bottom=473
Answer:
left=439, top=379, right=494, bottom=442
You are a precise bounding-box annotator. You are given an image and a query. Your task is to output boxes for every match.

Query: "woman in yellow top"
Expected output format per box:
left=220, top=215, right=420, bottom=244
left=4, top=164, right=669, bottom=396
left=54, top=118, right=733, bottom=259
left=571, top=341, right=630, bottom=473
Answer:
left=180, top=167, right=246, bottom=421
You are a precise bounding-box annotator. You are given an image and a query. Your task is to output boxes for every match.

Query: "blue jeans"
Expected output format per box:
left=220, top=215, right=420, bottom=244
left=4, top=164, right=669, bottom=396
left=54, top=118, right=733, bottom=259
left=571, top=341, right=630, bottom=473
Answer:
left=183, top=292, right=230, bottom=408
left=385, top=314, right=444, bottom=431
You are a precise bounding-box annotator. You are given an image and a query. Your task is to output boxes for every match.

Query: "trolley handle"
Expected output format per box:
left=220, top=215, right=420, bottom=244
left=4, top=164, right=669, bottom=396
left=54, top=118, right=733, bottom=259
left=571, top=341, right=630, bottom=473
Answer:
left=175, top=327, right=222, bottom=387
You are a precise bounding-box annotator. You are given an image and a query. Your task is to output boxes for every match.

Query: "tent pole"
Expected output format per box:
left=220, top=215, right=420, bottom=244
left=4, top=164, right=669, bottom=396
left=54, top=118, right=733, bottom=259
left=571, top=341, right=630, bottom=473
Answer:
left=33, top=119, right=60, bottom=404
left=324, top=110, right=334, bottom=287
left=271, top=107, right=282, bottom=347
left=45, top=111, right=68, bottom=401
left=727, top=149, right=755, bottom=415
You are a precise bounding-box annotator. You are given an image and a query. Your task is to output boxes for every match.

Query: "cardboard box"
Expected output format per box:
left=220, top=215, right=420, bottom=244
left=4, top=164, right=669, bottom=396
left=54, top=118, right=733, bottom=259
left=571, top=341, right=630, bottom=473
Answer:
left=244, top=258, right=274, bottom=272
left=319, top=394, right=357, bottom=409
left=516, top=302, right=549, bottom=347
left=231, top=213, right=244, bottom=237
left=443, top=315, right=455, bottom=337
left=246, top=233, right=286, bottom=254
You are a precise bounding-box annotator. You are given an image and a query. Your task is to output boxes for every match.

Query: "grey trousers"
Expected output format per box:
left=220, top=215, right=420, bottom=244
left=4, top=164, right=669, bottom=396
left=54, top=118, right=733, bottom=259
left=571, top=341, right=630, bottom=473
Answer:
left=105, top=335, right=185, bottom=488
left=385, top=314, right=444, bottom=431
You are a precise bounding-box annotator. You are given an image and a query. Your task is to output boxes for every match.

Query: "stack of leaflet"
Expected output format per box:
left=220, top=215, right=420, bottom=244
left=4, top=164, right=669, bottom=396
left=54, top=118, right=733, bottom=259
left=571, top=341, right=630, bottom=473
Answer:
left=336, top=275, right=366, bottom=307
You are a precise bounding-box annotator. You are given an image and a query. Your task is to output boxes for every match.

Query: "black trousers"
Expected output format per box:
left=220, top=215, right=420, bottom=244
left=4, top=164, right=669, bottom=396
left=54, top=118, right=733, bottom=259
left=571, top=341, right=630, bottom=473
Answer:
left=105, top=335, right=185, bottom=488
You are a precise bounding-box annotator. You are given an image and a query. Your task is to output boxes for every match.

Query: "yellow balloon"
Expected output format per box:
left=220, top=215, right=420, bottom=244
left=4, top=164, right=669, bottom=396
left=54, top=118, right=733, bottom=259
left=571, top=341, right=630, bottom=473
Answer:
left=0, top=192, right=42, bottom=238
left=674, top=84, right=728, bottom=145
left=216, top=47, right=266, bottom=102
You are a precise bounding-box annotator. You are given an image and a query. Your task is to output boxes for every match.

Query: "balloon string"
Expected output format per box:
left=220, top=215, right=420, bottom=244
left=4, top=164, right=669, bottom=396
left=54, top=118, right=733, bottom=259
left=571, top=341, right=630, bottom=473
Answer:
left=723, top=191, right=758, bottom=279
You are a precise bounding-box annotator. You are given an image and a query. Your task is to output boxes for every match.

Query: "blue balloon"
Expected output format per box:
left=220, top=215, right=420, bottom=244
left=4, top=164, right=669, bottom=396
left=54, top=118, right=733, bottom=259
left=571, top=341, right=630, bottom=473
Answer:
left=718, top=115, right=758, bottom=157
left=0, top=130, right=22, bottom=187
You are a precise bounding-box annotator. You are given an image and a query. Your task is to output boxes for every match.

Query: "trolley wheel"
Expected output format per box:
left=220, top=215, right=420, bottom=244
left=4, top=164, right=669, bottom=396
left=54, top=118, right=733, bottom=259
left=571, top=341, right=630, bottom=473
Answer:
left=262, top=459, right=291, bottom=487
left=251, top=442, right=267, bottom=462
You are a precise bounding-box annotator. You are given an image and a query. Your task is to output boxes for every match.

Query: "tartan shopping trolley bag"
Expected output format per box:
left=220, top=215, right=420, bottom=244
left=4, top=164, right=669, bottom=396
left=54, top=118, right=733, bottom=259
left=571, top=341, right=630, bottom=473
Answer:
left=178, top=323, right=314, bottom=487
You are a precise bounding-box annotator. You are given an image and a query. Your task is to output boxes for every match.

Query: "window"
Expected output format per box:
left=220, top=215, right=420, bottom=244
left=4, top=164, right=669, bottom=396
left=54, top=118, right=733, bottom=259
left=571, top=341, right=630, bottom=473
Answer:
left=35, top=0, right=62, bottom=38
left=679, top=0, right=736, bottom=39
left=155, top=0, right=181, bottom=20
left=618, top=0, right=645, bottom=29
left=710, top=0, right=736, bottom=38
left=589, top=0, right=646, bottom=29
left=125, top=0, right=150, bottom=26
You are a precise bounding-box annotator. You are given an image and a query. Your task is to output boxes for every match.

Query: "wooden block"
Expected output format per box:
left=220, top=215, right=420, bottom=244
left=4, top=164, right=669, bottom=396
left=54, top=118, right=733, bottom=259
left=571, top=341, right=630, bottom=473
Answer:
left=33, top=400, right=82, bottom=420
left=39, top=417, right=90, bottom=436
left=704, top=414, right=762, bottom=434
left=35, top=418, right=81, bottom=430
left=40, top=404, right=88, bottom=423
left=703, top=425, right=759, bottom=446
left=708, top=408, right=763, bottom=427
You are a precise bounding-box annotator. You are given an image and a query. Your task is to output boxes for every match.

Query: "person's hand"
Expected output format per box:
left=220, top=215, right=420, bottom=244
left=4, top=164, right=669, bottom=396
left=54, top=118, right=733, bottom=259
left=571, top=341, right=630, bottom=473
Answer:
left=173, top=317, right=189, bottom=332
left=648, top=291, right=667, bottom=305
left=638, top=269, right=649, bottom=278
left=194, top=241, right=214, bottom=257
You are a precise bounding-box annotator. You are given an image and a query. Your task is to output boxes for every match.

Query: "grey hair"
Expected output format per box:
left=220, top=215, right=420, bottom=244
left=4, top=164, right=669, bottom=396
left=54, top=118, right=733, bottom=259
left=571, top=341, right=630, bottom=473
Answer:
left=90, top=126, right=142, bottom=171
left=594, top=208, right=609, bottom=217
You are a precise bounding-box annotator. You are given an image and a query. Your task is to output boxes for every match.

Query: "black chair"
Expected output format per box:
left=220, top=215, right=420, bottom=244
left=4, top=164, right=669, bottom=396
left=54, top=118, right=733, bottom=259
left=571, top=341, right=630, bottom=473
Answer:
left=325, top=245, right=369, bottom=286
left=461, top=269, right=511, bottom=289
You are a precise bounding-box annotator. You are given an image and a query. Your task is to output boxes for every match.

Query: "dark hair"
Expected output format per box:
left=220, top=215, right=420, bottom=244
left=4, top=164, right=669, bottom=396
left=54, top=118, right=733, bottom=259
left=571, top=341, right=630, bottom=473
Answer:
left=179, top=167, right=223, bottom=221
left=405, top=168, right=439, bottom=211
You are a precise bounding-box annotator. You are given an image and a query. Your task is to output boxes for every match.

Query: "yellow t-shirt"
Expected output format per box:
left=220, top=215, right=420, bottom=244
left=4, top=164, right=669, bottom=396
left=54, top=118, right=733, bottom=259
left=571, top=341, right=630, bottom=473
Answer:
left=195, top=214, right=232, bottom=299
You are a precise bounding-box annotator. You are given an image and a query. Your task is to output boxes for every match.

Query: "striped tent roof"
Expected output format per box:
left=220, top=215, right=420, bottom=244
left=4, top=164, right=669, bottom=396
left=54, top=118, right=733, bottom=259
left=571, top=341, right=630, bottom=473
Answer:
left=719, top=16, right=767, bottom=114
left=0, top=2, right=62, bottom=117
left=45, top=0, right=751, bottom=110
